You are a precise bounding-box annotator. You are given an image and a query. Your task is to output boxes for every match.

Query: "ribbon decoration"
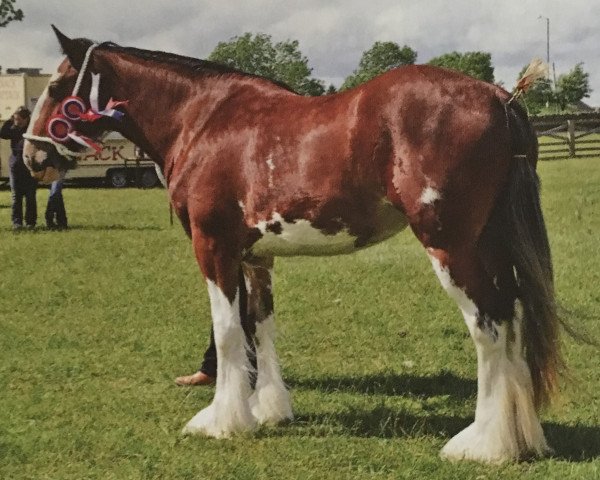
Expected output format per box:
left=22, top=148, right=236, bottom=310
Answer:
left=46, top=112, right=103, bottom=153
left=46, top=69, right=128, bottom=153
left=86, top=73, right=128, bottom=121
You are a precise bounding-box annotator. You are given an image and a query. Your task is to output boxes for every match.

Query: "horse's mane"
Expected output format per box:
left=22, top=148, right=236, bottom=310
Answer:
left=77, top=38, right=297, bottom=94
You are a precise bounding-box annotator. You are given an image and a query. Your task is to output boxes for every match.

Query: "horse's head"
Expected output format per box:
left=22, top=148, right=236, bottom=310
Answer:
left=24, top=26, right=127, bottom=183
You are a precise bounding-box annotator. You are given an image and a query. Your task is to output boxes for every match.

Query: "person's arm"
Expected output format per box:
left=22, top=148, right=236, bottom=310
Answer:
left=0, top=119, right=17, bottom=140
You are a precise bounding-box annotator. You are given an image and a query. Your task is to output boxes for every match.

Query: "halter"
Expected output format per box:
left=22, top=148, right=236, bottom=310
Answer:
left=24, top=43, right=128, bottom=157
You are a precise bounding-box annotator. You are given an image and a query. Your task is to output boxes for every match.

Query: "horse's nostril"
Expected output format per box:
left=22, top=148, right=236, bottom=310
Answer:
left=26, top=157, right=45, bottom=172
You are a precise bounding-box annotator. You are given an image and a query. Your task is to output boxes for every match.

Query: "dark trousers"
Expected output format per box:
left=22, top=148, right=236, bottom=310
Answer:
left=45, top=180, right=68, bottom=228
left=199, top=327, right=257, bottom=383
left=9, top=162, right=37, bottom=227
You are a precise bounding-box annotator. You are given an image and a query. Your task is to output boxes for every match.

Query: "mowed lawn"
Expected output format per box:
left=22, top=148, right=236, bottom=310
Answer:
left=0, top=159, right=598, bottom=480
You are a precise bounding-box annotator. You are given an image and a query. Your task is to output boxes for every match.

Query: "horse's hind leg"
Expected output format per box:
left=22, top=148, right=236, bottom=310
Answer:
left=427, top=246, right=549, bottom=463
left=243, top=255, right=293, bottom=424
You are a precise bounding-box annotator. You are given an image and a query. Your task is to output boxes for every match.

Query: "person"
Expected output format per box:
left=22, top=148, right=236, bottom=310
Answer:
left=175, top=275, right=258, bottom=386
left=175, top=326, right=258, bottom=386
left=175, top=329, right=218, bottom=386
left=0, top=106, right=37, bottom=229
left=45, top=177, right=68, bottom=230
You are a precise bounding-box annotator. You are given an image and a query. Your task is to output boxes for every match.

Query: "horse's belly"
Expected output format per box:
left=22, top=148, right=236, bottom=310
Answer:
left=250, top=203, right=408, bottom=257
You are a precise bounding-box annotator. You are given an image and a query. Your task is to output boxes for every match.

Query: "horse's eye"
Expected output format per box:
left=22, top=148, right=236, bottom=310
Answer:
left=47, top=82, right=66, bottom=100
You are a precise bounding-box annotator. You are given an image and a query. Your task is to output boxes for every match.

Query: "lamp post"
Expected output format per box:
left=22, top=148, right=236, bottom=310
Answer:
left=538, top=15, right=550, bottom=78
left=538, top=15, right=555, bottom=109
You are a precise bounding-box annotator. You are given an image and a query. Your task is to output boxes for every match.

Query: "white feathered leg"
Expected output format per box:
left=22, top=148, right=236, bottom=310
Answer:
left=429, top=254, right=549, bottom=463
left=249, top=314, right=293, bottom=424
left=183, top=280, right=256, bottom=438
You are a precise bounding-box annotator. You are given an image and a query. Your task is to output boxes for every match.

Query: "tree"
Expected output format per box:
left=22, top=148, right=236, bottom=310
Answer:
left=208, top=32, right=325, bottom=96
left=341, top=41, right=417, bottom=90
left=554, top=63, right=592, bottom=110
left=517, top=64, right=553, bottom=115
left=428, top=51, right=495, bottom=83
left=0, top=0, right=23, bottom=28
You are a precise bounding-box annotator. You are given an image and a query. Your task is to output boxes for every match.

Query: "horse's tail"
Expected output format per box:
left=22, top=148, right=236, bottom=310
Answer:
left=496, top=101, right=562, bottom=410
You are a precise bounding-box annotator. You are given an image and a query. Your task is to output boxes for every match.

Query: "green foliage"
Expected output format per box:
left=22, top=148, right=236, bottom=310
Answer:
left=518, top=63, right=592, bottom=114
left=0, top=158, right=599, bottom=478
left=517, top=65, right=553, bottom=115
left=208, top=32, right=325, bottom=96
left=554, top=63, right=592, bottom=110
left=341, top=41, right=417, bottom=90
left=428, top=51, right=495, bottom=83
left=0, top=0, right=23, bottom=28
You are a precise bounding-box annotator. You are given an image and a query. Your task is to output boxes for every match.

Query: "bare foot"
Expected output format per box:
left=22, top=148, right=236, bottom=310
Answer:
left=175, top=371, right=215, bottom=386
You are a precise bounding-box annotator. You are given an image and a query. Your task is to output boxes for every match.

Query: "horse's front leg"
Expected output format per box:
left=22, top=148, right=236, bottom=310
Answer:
left=182, top=225, right=256, bottom=438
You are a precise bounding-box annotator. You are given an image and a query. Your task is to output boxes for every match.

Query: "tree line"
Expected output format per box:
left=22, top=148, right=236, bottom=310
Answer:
left=1, top=4, right=591, bottom=114
left=210, top=33, right=592, bottom=115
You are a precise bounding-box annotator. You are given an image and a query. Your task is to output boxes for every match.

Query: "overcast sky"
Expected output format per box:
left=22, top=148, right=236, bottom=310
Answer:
left=1, top=0, right=598, bottom=105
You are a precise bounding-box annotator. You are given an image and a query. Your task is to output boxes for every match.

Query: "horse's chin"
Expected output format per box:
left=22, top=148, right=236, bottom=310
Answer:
left=31, top=166, right=63, bottom=184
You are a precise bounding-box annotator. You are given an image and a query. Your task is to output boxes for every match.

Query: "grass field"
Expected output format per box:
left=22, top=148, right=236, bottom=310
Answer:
left=0, top=158, right=599, bottom=480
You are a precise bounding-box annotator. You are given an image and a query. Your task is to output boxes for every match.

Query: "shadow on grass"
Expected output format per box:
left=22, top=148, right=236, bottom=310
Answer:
left=287, top=371, right=477, bottom=399
left=293, top=406, right=471, bottom=439
left=289, top=407, right=600, bottom=461
left=545, top=422, right=600, bottom=461
left=285, top=372, right=600, bottom=461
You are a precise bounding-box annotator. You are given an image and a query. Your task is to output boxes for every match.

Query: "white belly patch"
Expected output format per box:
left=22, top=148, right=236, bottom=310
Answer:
left=251, top=213, right=358, bottom=256
left=250, top=203, right=408, bottom=257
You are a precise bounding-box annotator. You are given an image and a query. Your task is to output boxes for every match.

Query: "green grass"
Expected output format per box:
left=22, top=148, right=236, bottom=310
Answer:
left=0, top=159, right=599, bottom=479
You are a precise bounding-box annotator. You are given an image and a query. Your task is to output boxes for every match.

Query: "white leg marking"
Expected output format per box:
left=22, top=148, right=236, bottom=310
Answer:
left=428, top=254, right=549, bottom=463
left=183, top=281, right=256, bottom=438
left=249, top=314, right=293, bottom=424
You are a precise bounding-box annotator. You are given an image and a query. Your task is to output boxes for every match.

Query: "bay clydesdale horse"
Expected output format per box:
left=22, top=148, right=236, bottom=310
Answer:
left=24, top=27, right=562, bottom=463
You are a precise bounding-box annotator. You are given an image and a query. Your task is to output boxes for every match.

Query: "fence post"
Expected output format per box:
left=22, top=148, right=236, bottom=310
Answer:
left=567, top=119, right=576, bottom=157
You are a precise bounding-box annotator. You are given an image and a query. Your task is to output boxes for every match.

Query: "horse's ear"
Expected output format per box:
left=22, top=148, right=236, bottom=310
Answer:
left=51, top=25, right=87, bottom=70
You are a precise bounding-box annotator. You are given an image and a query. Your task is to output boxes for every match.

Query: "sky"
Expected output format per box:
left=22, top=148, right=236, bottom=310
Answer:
left=1, top=0, right=599, bottom=105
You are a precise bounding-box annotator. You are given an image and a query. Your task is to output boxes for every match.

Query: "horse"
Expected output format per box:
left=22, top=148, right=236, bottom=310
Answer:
left=23, top=27, right=562, bottom=463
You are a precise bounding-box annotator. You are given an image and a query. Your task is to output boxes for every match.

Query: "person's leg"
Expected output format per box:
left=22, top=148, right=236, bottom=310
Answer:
left=9, top=167, right=23, bottom=228
left=199, top=327, right=217, bottom=377
left=45, top=183, right=56, bottom=229
left=24, top=177, right=37, bottom=228
left=175, top=329, right=217, bottom=386
left=175, top=270, right=257, bottom=387
left=54, top=182, right=68, bottom=228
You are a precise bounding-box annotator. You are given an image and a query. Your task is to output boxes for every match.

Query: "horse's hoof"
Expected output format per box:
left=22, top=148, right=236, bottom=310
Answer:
left=249, top=385, right=293, bottom=425
left=182, top=404, right=256, bottom=439
left=440, top=423, right=520, bottom=464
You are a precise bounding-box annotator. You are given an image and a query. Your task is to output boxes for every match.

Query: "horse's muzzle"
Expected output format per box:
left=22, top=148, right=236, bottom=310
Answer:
left=23, top=140, right=69, bottom=184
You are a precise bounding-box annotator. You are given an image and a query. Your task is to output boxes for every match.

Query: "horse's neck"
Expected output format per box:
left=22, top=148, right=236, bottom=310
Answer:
left=106, top=54, right=232, bottom=168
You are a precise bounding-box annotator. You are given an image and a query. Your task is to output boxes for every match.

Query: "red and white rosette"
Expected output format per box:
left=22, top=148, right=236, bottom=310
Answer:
left=47, top=115, right=73, bottom=143
left=60, top=96, right=87, bottom=121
